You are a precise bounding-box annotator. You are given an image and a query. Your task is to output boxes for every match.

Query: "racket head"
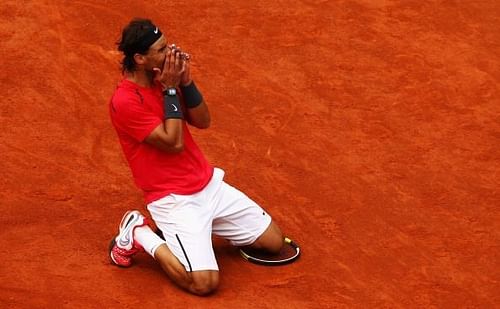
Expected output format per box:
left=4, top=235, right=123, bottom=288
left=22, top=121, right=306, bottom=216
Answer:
left=239, top=237, right=301, bottom=266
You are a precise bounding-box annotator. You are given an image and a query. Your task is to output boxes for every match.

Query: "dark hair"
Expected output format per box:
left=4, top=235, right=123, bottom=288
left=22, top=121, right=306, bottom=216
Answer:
left=117, top=18, right=158, bottom=72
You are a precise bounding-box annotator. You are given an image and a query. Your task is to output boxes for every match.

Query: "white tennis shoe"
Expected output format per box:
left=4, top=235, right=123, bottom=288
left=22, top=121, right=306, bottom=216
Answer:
left=109, top=210, right=148, bottom=267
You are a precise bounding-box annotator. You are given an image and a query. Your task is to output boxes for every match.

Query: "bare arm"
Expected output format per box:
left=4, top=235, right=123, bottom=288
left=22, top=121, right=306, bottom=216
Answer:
left=147, top=43, right=186, bottom=153
left=144, top=119, right=184, bottom=153
left=184, top=97, right=210, bottom=129
left=178, top=52, right=210, bottom=129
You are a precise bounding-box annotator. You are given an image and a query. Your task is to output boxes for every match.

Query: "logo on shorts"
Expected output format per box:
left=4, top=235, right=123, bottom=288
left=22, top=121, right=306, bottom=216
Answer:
left=154, top=27, right=159, bottom=34
left=172, top=104, right=178, bottom=112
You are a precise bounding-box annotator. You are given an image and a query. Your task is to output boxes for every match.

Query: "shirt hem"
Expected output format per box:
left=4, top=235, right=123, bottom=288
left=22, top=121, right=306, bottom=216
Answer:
left=143, top=167, right=215, bottom=204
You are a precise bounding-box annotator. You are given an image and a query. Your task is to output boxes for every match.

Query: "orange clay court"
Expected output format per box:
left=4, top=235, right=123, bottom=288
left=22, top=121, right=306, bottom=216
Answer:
left=0, top=1, right=499, bottom=308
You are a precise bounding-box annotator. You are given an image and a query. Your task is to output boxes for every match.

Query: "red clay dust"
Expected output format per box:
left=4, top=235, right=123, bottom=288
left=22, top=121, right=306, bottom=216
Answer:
left=1, top=1, right=499, bottom=308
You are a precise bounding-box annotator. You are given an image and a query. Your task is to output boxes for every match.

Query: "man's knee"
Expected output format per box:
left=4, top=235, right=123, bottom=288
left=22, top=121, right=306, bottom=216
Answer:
left=190, top=271, right=219, bottom=296
left=154, top=246, right=218, bottom=296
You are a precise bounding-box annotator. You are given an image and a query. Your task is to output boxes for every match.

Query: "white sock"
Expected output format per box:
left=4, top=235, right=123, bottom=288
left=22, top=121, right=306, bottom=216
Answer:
left=134, top=225, right=165, bottom=258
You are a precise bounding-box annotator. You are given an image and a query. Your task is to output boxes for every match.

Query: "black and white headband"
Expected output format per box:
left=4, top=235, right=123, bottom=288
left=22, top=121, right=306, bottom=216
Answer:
left=127, top=26, right=163, bottom=55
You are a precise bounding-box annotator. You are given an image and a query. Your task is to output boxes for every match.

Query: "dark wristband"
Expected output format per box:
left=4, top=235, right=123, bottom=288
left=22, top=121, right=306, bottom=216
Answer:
left=180, top=81, right=203, bottom=108
left=163, top=94, right=183, bottom=119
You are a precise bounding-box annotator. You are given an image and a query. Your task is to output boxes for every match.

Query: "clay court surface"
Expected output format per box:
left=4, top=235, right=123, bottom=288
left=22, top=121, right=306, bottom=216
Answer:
left=1, top=0, right=499, bottom=308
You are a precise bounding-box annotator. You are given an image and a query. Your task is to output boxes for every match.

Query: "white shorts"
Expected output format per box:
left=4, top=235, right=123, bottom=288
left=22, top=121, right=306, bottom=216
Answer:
left=147, top=168, right=272, bottom=272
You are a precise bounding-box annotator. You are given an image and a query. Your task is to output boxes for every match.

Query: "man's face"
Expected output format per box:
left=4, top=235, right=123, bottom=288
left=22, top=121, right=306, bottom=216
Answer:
left=143, top=35, right=168, bottom=71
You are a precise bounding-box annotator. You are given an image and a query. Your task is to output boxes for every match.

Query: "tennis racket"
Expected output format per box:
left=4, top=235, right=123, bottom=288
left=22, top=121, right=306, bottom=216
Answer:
left=239, top=237, right=301, bottom=266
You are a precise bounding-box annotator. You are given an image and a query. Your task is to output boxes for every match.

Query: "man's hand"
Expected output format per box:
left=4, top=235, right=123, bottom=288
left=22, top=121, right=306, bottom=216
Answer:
left=169, top=45, right=192, bottom=86
left=153, top=47, right=185, bottom=90
left=170, top=45, right=192, bottom=86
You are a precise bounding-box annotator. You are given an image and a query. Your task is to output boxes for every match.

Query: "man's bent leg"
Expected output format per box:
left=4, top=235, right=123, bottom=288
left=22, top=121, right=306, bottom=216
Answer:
left=147, top=192, right=220, bottom=295
left=129, top=220, right=219, bottom=296
left=211, top=176, right=284, bottom=254
left=154, top=244, right=219, bottom=296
